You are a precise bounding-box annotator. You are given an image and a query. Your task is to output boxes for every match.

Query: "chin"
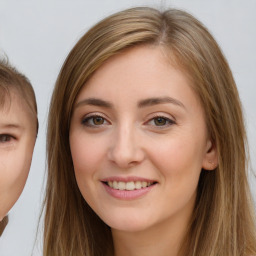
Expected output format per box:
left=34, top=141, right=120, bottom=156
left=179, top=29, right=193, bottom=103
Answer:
left=103, top=214, right=152, bottom=233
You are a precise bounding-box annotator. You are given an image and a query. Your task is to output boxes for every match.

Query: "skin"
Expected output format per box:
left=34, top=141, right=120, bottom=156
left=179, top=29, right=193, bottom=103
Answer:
left=0, top=91, right=36, bottom=221
left=69, top=46, right=218, bottom=256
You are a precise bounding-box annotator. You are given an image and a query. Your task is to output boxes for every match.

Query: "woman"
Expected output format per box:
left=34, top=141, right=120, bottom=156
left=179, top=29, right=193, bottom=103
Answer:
left=44, top=7, right=256, bottom=256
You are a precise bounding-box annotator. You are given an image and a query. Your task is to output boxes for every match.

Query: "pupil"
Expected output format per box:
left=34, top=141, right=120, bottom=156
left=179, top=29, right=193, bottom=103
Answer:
left=94, top=117, right=104, bottom=125
left=155, top=117, right=166, bottom=126
left=0, top=135, right=9, bottom=142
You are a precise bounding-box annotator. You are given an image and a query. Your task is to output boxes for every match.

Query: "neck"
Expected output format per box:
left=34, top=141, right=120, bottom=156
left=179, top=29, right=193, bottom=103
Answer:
left=111, top=210, right=192, bottom=256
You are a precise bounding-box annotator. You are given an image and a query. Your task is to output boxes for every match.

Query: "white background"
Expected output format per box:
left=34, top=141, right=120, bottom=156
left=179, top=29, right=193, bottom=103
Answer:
left=0, top=0, right=255, bottom=255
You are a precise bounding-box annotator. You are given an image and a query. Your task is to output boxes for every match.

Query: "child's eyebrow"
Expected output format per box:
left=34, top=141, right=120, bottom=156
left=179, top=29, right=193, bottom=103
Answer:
left=0, top=123, right=24, bottom=130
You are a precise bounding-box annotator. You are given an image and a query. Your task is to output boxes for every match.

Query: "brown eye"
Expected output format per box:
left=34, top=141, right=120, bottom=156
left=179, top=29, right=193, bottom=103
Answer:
left=93, top=116, right=104, bottom=125
left=0, top=134, right=12, bottom=143
left=146, top=115, right=175, bottom=129
left=82, top=115, right=108, bottom=127
left=153, top=117, right=167, bottom=126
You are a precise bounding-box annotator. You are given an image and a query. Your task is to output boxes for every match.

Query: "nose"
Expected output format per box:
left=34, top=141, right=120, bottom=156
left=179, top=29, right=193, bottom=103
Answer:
left=107, top=124, right=145, bottom=169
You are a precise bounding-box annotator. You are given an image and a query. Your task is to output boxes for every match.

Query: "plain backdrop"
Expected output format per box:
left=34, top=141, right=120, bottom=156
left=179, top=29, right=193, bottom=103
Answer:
left=0, top=0, right=255, bottom=255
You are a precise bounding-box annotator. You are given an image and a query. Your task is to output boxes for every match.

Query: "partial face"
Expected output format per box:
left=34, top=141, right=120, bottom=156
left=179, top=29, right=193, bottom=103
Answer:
left=70, top=46, right=216, bottom=233
left=0, top=91, right=36, bottom=220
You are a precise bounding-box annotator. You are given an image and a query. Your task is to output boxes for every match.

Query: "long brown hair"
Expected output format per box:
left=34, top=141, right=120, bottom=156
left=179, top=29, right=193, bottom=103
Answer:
left=0, top=216, right=8, bottom=237
left=44, top=7, right=256, bottom=256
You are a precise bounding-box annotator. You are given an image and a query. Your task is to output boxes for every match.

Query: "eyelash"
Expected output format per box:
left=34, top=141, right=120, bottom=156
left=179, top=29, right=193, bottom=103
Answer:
left=81, top=114, right=175, bottom=129
left=0, top=134, right=15, bottom=143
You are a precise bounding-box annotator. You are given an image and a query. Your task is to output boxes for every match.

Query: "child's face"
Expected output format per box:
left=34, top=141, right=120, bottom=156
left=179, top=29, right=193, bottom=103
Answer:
left=0, top=91, right=36, bottom=220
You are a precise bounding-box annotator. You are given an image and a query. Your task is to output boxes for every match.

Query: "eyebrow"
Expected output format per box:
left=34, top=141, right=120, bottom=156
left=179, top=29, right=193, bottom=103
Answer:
left=138, top=97, right=185, bottom=109
left=75, top=96, right=185, bottom=110
left=75, top=98, right=113, bottom=109
left=0, top=124, right=23, bottom=130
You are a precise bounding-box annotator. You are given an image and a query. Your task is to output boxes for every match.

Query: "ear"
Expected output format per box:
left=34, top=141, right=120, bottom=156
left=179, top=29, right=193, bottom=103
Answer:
left=202, top=139, right=218, bottom=170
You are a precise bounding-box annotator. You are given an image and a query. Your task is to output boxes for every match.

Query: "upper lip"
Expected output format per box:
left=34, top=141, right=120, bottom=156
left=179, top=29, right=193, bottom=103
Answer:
left=101, top=176, right=158, bottom=183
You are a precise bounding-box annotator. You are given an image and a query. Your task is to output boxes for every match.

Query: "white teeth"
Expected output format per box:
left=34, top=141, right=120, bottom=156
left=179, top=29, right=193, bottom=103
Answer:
left=126, top=181, right=135, bottom=190
left=141, top=181, right=147, bottom=188
left=135, top=181, right=142, bottom=189
left=118, top=181, right=126, bottom=190
left=107, top=180, right=154, bottom=190
left=113, top=181, right=118, bottom=189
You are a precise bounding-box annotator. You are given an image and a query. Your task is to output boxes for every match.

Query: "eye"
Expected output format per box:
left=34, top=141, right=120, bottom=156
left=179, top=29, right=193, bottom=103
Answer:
left=82, top=115, right=109, bottom=127
left=146, top=116, right=175, bottom=128
left=153, top=117, right=168, bottom=126
left=0, top=134, right=14, bottom=143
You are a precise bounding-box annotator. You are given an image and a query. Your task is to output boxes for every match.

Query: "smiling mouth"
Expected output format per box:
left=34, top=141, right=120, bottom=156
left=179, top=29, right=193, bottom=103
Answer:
left=103, top=181, right=157, bottom=191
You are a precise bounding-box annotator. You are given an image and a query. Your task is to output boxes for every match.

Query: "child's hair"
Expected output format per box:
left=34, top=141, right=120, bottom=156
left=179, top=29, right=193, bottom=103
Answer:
left=0, top=58, right=38, bottom=130
left=44, top=7, right=256, bottom=256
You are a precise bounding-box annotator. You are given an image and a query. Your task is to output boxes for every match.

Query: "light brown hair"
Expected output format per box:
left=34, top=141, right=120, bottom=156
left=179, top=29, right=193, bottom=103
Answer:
left=44, top=7, right=256, bottom=256
left=0, top=216, right=8, bottom=237
left=0, top=59, right=38, bottom=130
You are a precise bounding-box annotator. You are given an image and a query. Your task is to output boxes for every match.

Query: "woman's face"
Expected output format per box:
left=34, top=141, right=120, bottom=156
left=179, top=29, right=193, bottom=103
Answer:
left=0, top=92, right=36, bottom=221
left=69, top=46, right=217, bottom=232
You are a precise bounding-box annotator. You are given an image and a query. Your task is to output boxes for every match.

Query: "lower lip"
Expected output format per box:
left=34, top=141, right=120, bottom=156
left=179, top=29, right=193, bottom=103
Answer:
left=102, top=182, right=156, bottom=200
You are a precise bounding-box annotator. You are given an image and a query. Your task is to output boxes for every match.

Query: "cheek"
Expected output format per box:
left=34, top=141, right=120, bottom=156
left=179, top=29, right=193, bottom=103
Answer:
left=148, top=133, right=205, bottom=189
left=69, top=133, right=108, bottom=209
left=70, top=133, right=106, bottom=184
left=145, top=136, right=204, bottom=218
left=0, top=140, right=34, bottom=217
left=0, top=152, right=30, bottom=191
left=150, top=137, right=199, bottom=168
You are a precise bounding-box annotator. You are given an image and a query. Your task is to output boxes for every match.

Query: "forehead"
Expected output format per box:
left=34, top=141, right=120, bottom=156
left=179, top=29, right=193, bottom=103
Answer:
left=0, top=91, right=35, bottom=130
left=77, top=46, right=199, bottom=106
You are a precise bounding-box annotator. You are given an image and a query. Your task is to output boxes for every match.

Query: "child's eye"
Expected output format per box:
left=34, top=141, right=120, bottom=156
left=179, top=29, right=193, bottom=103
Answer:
left=146, top=116, right=175, bottom=128
left=82, top=115, right=109, bottom=127
left=0, top=134, right=14, bottom=143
